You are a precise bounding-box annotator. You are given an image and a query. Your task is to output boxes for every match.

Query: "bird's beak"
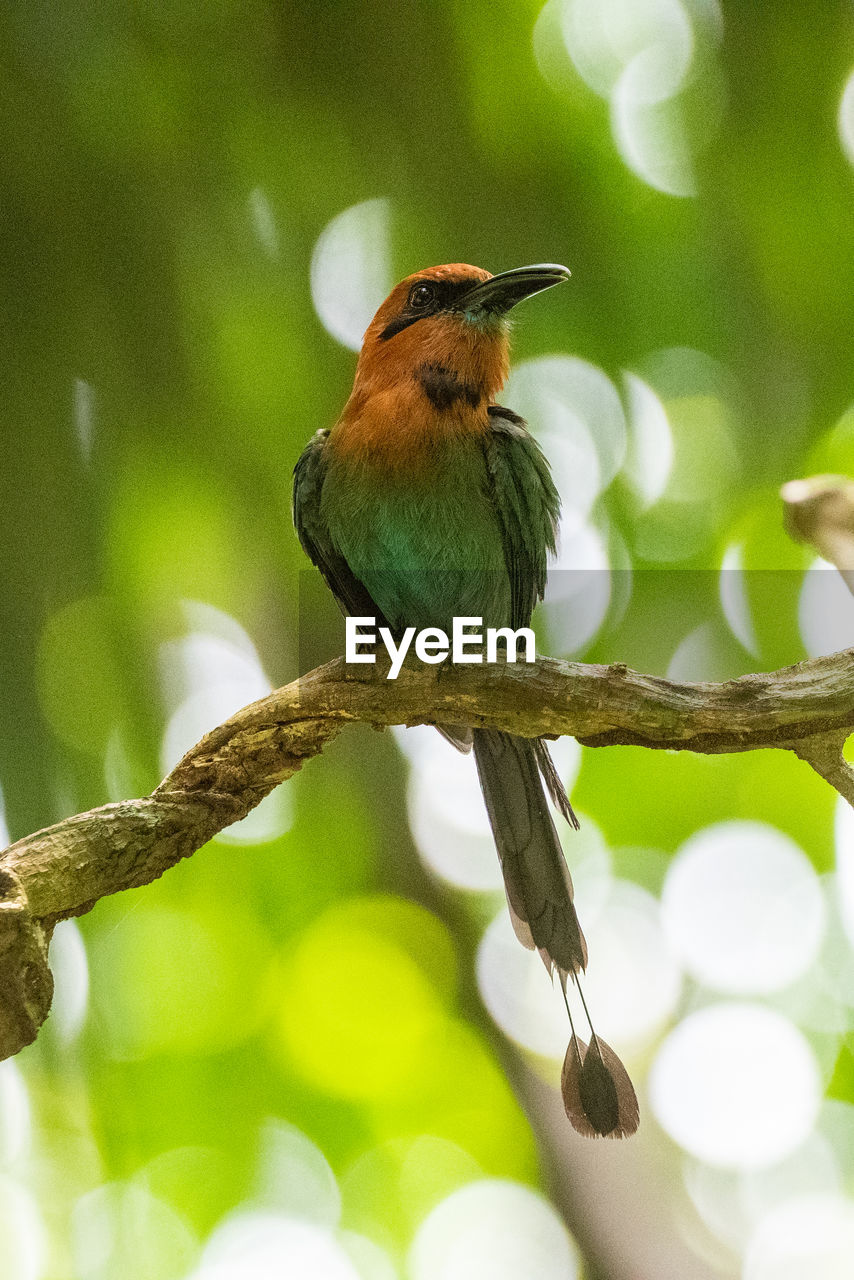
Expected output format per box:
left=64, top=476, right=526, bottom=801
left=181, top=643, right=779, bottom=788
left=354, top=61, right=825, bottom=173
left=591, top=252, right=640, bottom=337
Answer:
left=457, top=263, right=571, bottom=317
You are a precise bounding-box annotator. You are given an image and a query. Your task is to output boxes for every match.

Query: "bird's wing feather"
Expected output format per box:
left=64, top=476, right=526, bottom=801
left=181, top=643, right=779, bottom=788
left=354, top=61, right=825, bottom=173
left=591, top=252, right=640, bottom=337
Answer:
left=294, top=431, right=470, bottom=751
left=482, top=408, right=578, bottom=826
left=293, top=429, right=389, bottom=624
left=482, top=406, right=560, bottom=630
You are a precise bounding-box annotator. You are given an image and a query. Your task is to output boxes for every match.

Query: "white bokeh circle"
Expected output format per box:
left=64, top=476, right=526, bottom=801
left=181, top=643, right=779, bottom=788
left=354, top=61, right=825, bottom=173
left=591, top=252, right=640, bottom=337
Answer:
left=190, top=1211, right=359, bottom=1280
left=650, top=1002, right=821, bottom=1168
left=0, top=1176, right=45, bottom=1280
left=838, top=69, right=854, bottom=169
left=622, top=371, right=674, bottom=508
left=661, top=820, right=825, bottom=995
left=408, top=1179, right=580, bottom=1280
left=683, top=1131, right=842, bottom=1254
left=744, top=1193, right=854, bottom=1280
left=504, top=356, right=627, bottom=489
left=310, top=198, right=391, bottom=351
left=159, top=604, right=292, bottom=846
left=719, top=541, right=759, bottom=656
left=544, top=520, right=613, bottom=656
left=254, top=1121, right=341, bottom=1227
left=799, top=558, right=854, bottom=659
left=0, top=1062, right=30, bottom=1166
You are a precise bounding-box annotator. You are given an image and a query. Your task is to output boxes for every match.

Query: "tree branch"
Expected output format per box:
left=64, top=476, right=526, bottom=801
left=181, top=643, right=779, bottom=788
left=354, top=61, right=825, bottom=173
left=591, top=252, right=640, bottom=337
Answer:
left=2, top=646, right=854, bottom=1062
left=782, top=474, right=854, bottom=595
left=791, top=730, right=854, bottom=807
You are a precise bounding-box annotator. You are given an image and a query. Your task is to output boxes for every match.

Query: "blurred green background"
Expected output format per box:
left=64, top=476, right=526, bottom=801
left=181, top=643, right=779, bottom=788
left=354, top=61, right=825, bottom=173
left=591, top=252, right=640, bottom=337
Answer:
left=3, top=1, right=854, bottom=1277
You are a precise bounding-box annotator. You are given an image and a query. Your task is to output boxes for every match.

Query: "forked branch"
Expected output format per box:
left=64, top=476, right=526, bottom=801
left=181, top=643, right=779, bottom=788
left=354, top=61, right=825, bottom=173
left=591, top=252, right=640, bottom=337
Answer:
left=1, top=645, right=853, bottom=1062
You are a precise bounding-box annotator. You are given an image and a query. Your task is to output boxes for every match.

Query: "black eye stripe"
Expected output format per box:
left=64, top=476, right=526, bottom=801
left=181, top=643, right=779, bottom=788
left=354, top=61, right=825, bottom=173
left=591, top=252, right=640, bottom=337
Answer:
left=409, top=277, right=483, bottom=309
left=379, top=312, right=425, bottom=341
left=377, top=275, right=488, bottom=340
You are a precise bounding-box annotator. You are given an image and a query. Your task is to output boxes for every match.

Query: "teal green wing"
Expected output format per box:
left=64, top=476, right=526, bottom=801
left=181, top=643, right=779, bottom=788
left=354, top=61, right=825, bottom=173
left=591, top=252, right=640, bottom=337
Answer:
left=482, top=407, right=561, bottom=630
left=293, top=429, right=388, bottom=625
left=481, top=407, right=576, bottom=826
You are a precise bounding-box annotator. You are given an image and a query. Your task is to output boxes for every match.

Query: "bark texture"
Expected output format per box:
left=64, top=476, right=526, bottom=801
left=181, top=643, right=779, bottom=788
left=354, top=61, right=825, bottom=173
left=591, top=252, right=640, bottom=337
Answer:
left=2, top=647, right=853, bottom=1061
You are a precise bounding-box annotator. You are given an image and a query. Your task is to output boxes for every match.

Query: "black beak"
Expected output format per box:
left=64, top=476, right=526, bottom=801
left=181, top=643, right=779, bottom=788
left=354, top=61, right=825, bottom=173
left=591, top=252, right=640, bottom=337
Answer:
left=458, top=263, right=571, bottom=317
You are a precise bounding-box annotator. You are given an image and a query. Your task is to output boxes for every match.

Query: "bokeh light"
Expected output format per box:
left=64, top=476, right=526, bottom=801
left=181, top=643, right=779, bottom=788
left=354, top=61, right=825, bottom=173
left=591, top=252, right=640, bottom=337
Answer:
left=650, top=1003, right=822, bottom=1168
left=48, top=920, right=90, bottom=1045
left=683, top=1130, right=842, bottom=1254
left=661, top=821, right=825, bottom=995
left=476, top=909, right=569, bottom=1061
left=833, top=797, right=854, bottom=951
left=403, top=727, right=501, bottom=891
left=159, top=601, right=292, bottom=845
left=247, top=188, right=280, bottom=262
left=505, top=357, right=627, bottom=503
left=0, top=1176, right=46, bottom=1280
left=0, top=1063, right=30, bottom=1167
left=408, top=1180, right=580, bottom=1280
left=719, top=543, right=760, bottom=657
left=744, top=1193, right=854, bottom=1280
left=838, top=69, right=854, bottom=169
left=716, top=500, right=810, bottom=668
left=622, top=371, right=674, bottom=509
left=187, top=1210, right=359, bottom=1280
left=629, top=348, right=742, bottom=561
left=560, top=0, right=693, bottom=100
left=552, top=0, right=723, bottom=196
left=253, top=1121, right=341, bottom=1228
left=275, top=896, right=455, bottom=1101
left=73, top=377, right=95, bottom=465
left=340, top=1135, right=483, bottom=1252
left=798, top=559, right=854, bottom=659
left=567, top=877, right=682, bottom=1050
left=544, top=522, right=614, bottom=655
left=310, top=199, right=392, bottom=352
left=740, top=1135, right=843, bottom=1236
left=610, top=41, right=696, bottom=197
left=339, top=1231, right=399, bottom=1280
left=72, top=1181, right=197, bottom=1280
left=666, top=619, right=743, bottom=682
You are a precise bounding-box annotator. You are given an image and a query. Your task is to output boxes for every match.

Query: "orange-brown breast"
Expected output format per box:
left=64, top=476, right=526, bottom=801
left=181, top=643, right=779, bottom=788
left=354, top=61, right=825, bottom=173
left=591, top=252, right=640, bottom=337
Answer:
left=330, top=379, right=491, bottom=472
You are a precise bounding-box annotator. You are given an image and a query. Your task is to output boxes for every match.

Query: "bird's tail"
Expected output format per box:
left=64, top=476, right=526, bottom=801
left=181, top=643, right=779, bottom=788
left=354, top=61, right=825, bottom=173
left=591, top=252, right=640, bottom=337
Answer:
left=472, top=727, right=639, bottom=1138
left=473, top=729, right=587, bottom=976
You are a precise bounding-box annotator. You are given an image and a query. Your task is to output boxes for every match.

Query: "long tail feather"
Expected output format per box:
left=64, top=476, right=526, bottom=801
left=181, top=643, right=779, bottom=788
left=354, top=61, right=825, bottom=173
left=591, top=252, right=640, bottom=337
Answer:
left=472, top=728, right=587, bottom=975
left=533, top=739, right=579, bottom=830
left=561, top=1033, right=640, bottom=1139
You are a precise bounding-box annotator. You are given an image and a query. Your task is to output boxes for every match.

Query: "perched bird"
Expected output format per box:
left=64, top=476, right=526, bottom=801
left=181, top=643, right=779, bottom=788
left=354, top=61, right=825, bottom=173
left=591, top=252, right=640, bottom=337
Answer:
left=294, top=262, right=638, bottom=1137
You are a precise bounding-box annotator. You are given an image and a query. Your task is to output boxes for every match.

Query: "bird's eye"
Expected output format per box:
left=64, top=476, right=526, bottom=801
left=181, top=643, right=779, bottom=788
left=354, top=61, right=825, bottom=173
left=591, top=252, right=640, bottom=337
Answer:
left=409, top=283, right=436, bottom=310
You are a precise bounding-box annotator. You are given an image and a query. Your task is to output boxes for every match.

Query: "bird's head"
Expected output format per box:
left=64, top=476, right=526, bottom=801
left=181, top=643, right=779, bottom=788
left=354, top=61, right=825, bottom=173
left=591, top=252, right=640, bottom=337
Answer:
left=352, top=262, right=570, bottom=408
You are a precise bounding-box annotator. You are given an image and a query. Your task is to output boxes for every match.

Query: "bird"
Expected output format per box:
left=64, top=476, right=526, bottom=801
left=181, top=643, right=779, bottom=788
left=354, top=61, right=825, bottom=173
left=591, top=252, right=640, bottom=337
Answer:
left=293, top=262, right=639, bottom=1138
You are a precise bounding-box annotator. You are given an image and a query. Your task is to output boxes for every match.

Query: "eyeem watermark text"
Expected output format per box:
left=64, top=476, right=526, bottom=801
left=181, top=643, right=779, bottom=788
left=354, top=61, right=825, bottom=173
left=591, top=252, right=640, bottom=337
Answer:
left=346, top=616, right=536, bottom=679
